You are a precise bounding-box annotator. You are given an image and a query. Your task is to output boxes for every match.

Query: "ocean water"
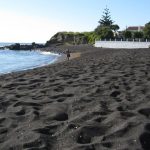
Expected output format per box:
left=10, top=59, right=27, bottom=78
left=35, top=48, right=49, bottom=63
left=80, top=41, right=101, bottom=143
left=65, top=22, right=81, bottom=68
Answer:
left=0, top=42, right=14, bottom=47
left=0, top=50, right=60, bottom=74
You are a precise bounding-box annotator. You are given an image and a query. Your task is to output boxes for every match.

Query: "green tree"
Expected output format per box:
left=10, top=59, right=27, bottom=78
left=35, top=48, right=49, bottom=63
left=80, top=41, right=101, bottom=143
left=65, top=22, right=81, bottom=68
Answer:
left=111, top=24, right=120, bottom=32
left=143, top=22, right=150, bottom=39
left=133, top=31, right=143, bottom=39
left=95, top=26, right=114, bottom=39
left=111, top=24, right=120, bottom=37
left=95, top=7, right=119, bottom=39
left=146, top=22, right=150, bottom=25
left=123, top=31, right=132, bottom=39
left=98, top=7, right=113, bottom=26
left=83, top=31, right=100, bottom=44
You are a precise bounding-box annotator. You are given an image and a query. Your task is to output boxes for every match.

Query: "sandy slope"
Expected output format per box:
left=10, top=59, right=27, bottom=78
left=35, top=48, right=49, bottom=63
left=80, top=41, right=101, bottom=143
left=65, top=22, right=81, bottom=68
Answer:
left=0, top=46, right=150, bottom=150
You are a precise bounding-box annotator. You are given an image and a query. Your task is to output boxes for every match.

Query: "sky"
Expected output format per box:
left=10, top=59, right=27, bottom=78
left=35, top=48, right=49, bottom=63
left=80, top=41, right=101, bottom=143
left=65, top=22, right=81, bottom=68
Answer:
left=0, top=0, right=150, bottom=43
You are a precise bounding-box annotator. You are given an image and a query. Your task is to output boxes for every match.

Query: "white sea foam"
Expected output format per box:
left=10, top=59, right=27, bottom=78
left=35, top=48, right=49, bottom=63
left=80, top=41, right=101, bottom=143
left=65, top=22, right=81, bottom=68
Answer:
left=40, top=51, right=60, bottom=56
left=0, top=50, right=60, bottom=74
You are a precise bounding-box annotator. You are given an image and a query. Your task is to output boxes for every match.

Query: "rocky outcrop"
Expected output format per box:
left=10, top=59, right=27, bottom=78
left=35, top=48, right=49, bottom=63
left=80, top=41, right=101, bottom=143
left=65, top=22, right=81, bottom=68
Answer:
left=46, top=32, right=88, bottom=46
left=5, top=43, right=45, bottom=50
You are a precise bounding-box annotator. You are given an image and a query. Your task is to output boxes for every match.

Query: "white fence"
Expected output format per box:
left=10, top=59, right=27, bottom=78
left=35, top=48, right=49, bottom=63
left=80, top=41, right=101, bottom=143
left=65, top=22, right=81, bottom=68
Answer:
left=95, top=40, right=150, bottom=49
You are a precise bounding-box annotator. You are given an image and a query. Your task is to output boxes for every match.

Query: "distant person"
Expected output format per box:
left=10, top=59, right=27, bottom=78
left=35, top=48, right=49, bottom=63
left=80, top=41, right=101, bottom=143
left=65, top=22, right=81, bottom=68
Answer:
left=66, top=49, right=71, bottom=60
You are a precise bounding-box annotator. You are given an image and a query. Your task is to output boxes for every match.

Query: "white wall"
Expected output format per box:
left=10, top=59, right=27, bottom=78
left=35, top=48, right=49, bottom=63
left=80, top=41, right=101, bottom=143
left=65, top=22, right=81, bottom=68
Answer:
left=95, top=41, right=150, bottom=49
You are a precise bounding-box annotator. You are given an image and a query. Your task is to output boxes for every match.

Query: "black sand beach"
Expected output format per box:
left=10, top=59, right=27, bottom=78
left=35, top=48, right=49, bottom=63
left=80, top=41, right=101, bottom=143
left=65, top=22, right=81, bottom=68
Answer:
left=0, top=45, right=150, bottom=150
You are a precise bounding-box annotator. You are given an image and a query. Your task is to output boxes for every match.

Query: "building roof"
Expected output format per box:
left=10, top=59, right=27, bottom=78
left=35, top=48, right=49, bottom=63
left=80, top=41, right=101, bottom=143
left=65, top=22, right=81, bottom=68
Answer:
left=127, top=26, right=144, bottom=31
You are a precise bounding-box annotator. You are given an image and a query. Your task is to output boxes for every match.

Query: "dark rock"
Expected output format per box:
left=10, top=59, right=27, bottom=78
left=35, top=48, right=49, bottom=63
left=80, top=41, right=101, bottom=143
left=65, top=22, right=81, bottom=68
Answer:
left=6, top=43, right=45, bottom=50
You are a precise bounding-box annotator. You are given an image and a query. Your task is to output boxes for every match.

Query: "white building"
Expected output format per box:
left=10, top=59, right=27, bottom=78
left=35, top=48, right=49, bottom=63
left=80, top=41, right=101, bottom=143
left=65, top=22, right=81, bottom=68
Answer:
left=126, top=26, right=144, bottom=32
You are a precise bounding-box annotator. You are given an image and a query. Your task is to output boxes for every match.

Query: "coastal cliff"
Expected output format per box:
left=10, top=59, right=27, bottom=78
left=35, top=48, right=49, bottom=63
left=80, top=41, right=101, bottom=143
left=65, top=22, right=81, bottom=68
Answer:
left=0, top=32, right=95, bottom=50
left=45, top=32, right=89, bottom=46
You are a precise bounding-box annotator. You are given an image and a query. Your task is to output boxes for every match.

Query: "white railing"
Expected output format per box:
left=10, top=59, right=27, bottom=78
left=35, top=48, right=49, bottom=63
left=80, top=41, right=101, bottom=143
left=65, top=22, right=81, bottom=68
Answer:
left=95, top=39, right=150, bottom=49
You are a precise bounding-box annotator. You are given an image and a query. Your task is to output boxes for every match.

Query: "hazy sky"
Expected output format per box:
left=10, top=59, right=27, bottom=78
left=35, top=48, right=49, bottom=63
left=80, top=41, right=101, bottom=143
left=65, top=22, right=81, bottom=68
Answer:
left=0, top=0, right=150, bottom=43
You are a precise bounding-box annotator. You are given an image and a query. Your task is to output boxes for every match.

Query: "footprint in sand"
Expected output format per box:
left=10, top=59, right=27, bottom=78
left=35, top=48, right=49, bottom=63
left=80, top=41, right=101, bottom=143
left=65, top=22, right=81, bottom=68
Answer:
left=138, top=108, right=150, bottom=118
left=53, top=86, right=64, bottom=92
left=77, top=125, right=107, bottom=144
left=110, top=91, right=121, bottom=97
left=140, top=132, right=150, bottom=150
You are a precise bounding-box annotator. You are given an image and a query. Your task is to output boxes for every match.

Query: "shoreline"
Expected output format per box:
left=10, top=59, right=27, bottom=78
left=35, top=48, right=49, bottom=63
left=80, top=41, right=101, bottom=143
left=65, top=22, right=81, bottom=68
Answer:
left=0, top=49, right=81, bottom=76
left=54, top=51, right=81, bottom=63
left=0, top=46, right=150, bottom=149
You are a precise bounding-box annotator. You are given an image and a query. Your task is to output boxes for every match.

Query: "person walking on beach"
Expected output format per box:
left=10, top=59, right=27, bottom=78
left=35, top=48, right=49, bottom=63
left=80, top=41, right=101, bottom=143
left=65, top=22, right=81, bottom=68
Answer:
left=66, top=49, right=71, bottom=60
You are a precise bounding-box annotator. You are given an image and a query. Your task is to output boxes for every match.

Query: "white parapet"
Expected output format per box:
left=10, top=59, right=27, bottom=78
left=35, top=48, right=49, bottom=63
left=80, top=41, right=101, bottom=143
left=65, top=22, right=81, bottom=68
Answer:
left=95, top=41, right=150, bottom=49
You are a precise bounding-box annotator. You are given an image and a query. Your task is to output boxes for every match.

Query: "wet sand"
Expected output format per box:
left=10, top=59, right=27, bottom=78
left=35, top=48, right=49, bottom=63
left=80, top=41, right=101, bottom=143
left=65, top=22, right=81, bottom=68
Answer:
left=0, top=45, right=150, bottom=150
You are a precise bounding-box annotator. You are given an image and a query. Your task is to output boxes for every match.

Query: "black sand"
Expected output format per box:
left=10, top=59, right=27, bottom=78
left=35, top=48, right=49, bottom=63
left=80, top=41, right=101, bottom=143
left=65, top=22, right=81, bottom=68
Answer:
left=0, top=46, right=150, bottom=150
